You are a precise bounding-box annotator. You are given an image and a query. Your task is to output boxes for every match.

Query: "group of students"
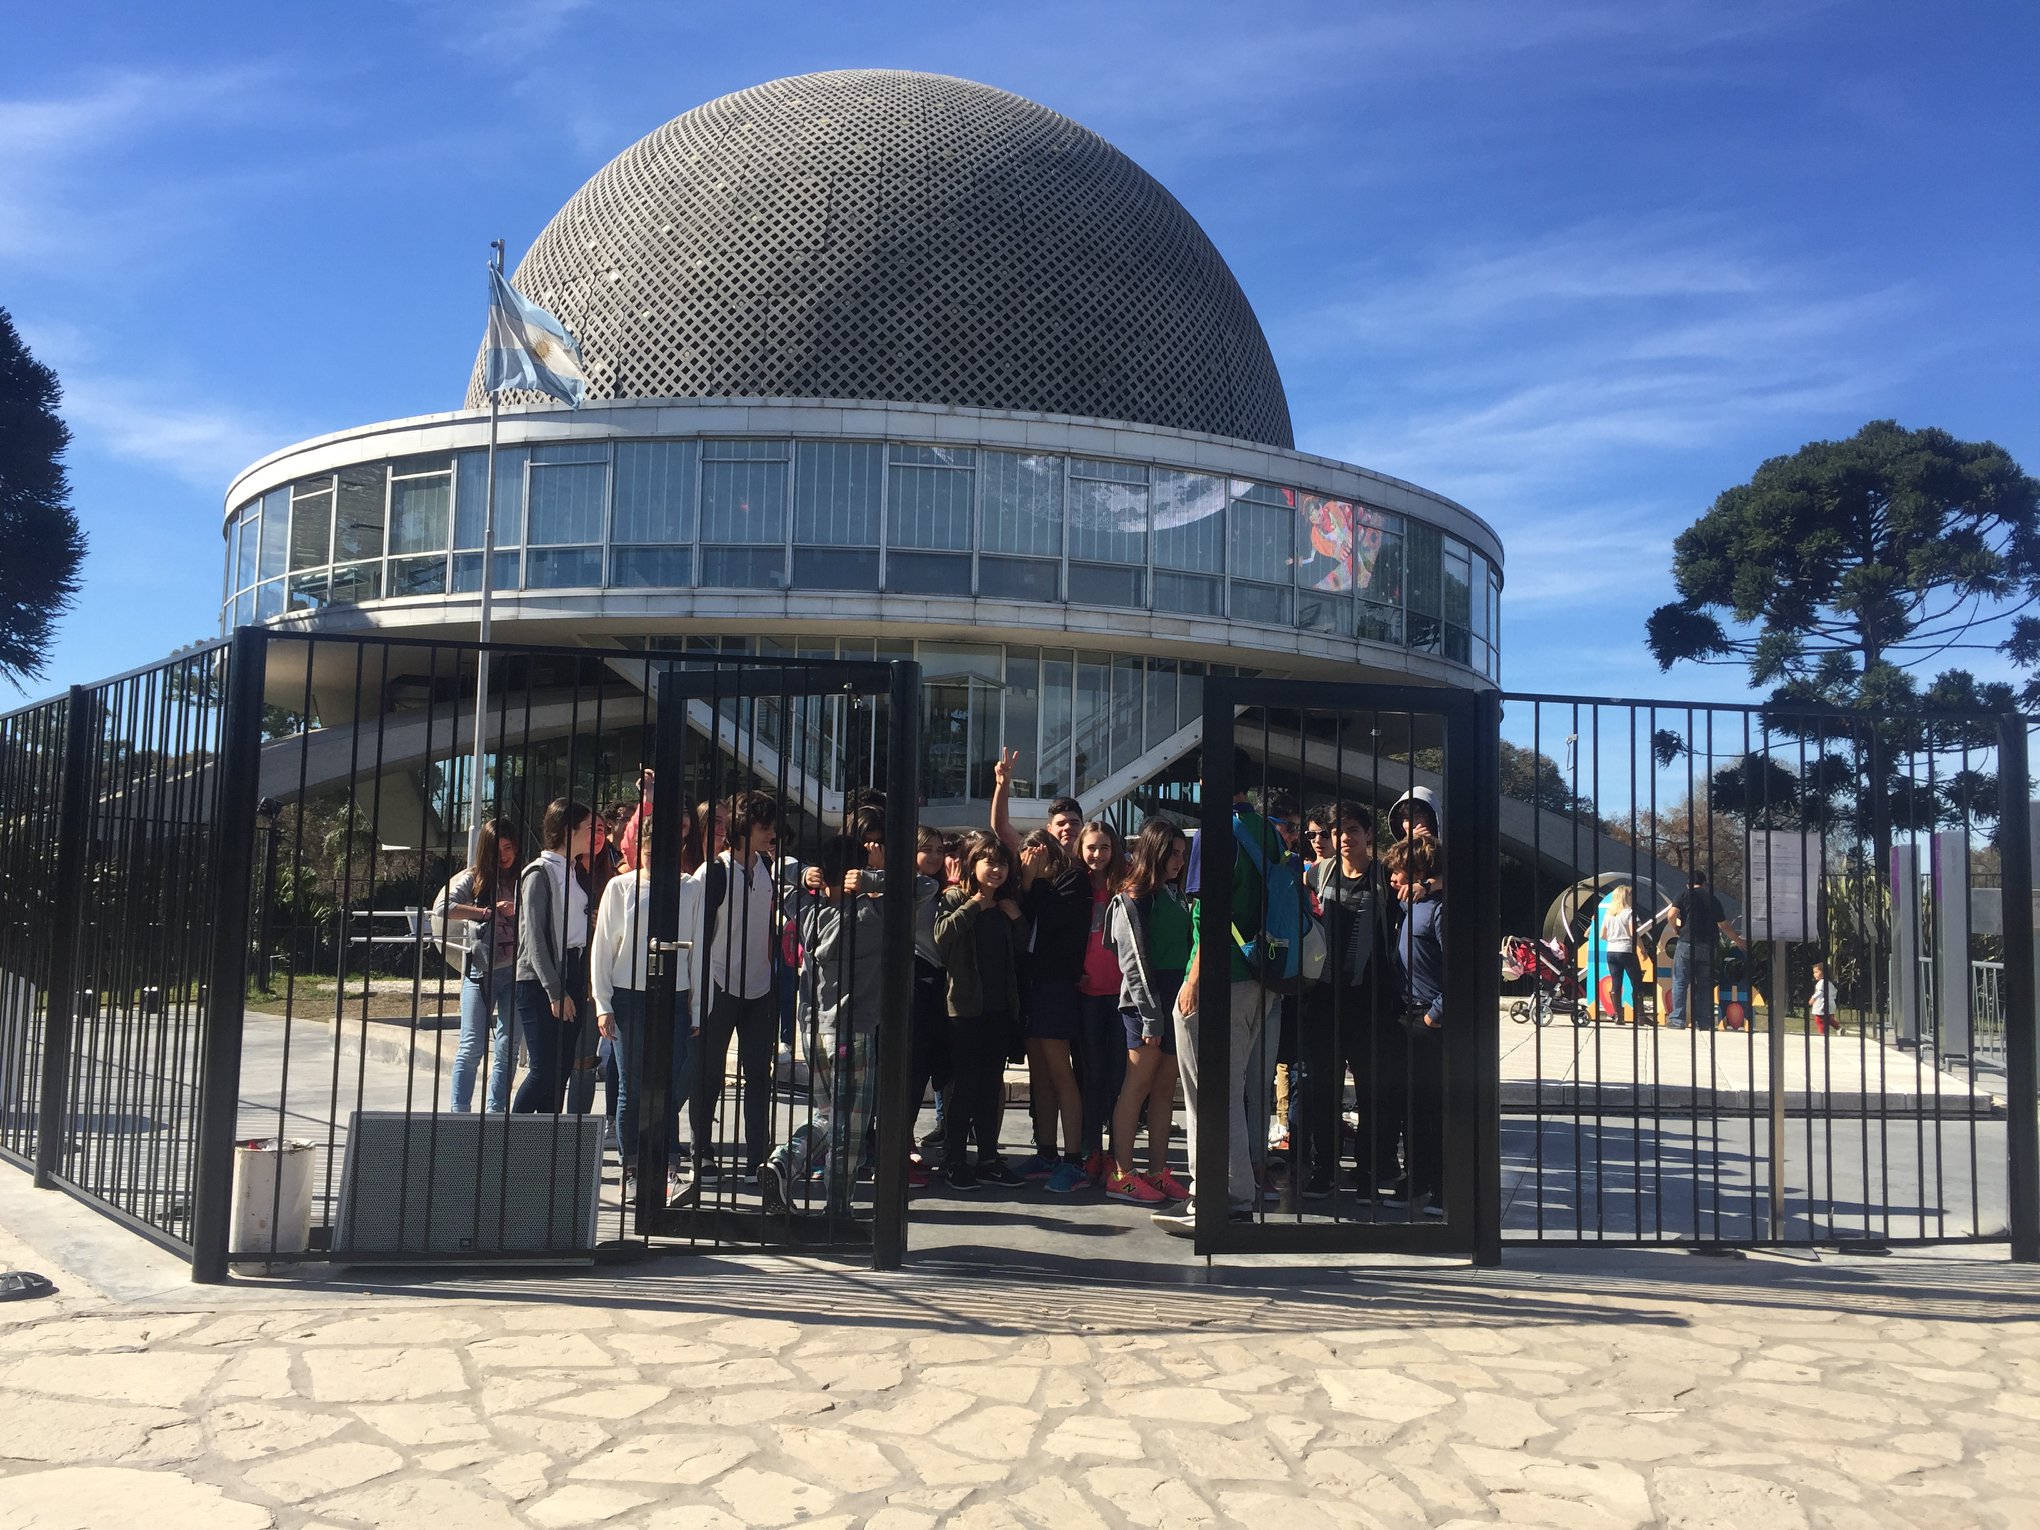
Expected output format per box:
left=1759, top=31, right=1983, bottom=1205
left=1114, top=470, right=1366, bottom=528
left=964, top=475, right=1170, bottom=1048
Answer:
left=432, top=745, right=1461, bottom=1227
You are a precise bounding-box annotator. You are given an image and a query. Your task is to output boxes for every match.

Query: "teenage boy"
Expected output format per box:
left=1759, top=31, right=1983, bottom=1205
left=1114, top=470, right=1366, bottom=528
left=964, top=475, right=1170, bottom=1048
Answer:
left=691, top=791, right=783, bottom=1177
left=1157, top=747, right=1283, bottom=1234
left=761, top=834, right=886, bottom=1216
left=1385, top=837, right=1446, bottom=1217
left=990, top=745, right=1083, bottom=856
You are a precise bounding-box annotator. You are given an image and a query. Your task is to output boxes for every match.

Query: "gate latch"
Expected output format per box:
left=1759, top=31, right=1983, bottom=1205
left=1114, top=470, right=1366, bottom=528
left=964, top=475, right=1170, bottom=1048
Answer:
left=647, top=937, right=691, bottom=981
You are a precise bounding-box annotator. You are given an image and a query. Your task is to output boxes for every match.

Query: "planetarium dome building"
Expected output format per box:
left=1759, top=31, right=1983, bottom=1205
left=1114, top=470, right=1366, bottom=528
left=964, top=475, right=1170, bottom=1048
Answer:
left=221, top=69, right=1501, bottom=812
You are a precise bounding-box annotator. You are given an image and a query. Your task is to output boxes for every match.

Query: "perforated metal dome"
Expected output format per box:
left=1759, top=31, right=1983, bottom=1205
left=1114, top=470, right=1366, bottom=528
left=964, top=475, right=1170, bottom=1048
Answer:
left=466, top=70, right=1294, bottom=448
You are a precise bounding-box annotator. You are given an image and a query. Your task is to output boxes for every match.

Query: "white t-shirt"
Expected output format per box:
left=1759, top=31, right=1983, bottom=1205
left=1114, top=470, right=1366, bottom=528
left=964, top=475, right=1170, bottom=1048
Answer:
left=1601, top=906, right=1635, bottom=953
left=695, top=851, right=778, bottom=1000
left=1810, top=978, right=1837, bottom=1017
left=537, top=850, right=588, bottom=952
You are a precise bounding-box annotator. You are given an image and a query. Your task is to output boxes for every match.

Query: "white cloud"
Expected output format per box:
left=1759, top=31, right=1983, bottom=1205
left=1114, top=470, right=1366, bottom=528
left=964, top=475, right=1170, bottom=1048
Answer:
left=57, top=377, right=287, bottom=490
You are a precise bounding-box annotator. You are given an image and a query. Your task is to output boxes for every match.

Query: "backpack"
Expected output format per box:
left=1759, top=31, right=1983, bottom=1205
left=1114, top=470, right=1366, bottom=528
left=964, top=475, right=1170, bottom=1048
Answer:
left=425, top=870, right=475, bottom=976
left=1231, top=813, right=1328, bottom=994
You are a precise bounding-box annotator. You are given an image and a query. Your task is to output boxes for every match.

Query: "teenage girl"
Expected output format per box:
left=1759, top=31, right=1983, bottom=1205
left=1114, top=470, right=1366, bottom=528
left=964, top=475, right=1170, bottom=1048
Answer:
left=1072, top=820, right=1129, bottom=1189
left=1101, top=818, right=1190, bottom=1204
left=513, top=798, right=596, bottom=1114
left=932, top=831, right=1029, bottom=1191
left=1600, top=884, right=1644, bottom=1023
left=1016, top=827, right=1087, bottom=1188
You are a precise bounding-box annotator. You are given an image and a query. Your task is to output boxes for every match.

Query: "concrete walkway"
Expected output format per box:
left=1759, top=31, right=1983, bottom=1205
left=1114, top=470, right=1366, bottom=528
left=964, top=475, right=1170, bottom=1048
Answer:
left=3, top=1165, right=2039, bottom=1528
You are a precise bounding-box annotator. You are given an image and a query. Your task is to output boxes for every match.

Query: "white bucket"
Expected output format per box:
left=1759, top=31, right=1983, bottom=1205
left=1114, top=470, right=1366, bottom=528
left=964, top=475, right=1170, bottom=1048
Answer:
left=230, top=1138, right=316, bottom=1272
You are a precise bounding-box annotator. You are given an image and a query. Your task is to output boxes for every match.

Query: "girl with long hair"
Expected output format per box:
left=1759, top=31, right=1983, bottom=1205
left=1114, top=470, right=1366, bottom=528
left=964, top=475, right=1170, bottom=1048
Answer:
left=1014, top=828, right=1084, bottom=1190
left=1100, top=818, right=1190, bottom=1203
left=513, top=798, right=596, bottom=1113
left=932, top=831, right=1029, bottom=1191
left=1072, top=819, right=1130, bottom=1187
left=439, top=817, right=522, bottom=1112
left=1600, top=883, right=1645, bottom=1024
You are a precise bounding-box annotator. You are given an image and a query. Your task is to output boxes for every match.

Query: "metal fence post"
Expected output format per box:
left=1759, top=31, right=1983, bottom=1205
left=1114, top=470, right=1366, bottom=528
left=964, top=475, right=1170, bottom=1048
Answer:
left=1468, top=688, right=1505, bottom=1267
left=870, top=659, right=922, bottom=1272
left=33, top=687, right=93, bottom=1189
left=1194, top=684, right=1237, bottom=1254
left=190, top=628, right=267, bottom=1283
left=1999, top=716, right=2038, bottom=1262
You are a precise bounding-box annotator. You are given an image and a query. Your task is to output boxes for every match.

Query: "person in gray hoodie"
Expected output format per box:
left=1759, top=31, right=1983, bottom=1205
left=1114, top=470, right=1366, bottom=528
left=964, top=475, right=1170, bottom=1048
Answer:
left=760, top=835, right=887, bottom=1216
left=513, top=799, right=596, bottom=1115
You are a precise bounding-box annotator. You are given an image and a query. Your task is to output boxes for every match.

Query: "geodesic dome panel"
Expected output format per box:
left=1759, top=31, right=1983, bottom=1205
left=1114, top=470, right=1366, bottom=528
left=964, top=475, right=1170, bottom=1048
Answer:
left=466, top=69, right=1294, bottom=448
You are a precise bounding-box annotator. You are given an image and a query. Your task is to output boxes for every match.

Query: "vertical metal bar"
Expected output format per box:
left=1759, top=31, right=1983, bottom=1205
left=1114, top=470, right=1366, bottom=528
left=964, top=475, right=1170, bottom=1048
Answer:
left=33, top=686, right=93, bottom=1188
left=190, top=627, right=267, bottom=1283
left=1194, top=683, right=1236, bottom=1253
left=1469, top=689, right=1504, bottom=1266
left=1998, top=715, right=2037, bottom=1261
left=871, top=659, right=921, bottom=1271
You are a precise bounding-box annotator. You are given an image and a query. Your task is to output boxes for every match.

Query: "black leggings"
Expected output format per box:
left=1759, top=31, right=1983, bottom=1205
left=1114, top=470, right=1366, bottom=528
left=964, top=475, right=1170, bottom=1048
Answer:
left=1606, top=950, right=1646, bottom=1020
left=945, top=1010, right=1010, bottom=1165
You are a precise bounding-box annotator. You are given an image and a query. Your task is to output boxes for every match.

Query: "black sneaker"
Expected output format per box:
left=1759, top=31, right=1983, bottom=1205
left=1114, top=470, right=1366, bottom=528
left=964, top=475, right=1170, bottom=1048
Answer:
left=758, top=1161, right=789, bottom=1215
left=976, top=1157, right=1025, bottom=1188
left=944, top=1161, right=980, bottom=1192
left=1302, top=1176, right=1333, bottom=1201
left=920, top=1127, right=945, bottom=1151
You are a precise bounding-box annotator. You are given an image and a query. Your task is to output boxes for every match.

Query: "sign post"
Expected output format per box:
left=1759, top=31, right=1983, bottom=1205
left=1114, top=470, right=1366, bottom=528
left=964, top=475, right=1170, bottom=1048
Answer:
left=1749, top=831, right=1821, bottom=1236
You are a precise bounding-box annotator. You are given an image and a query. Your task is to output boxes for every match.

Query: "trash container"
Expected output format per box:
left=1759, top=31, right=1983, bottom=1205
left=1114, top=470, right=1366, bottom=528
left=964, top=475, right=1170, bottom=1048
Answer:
left=230, top=1138, right=315, bottom=1273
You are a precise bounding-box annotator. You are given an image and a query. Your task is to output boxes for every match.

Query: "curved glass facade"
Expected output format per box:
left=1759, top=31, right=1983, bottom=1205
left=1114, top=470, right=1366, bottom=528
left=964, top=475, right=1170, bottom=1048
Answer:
left=224, top=435, right=1501, bottom=680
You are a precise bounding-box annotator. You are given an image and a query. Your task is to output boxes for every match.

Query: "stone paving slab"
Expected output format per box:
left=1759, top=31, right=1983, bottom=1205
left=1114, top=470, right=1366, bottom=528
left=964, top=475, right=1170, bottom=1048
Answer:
left=4, top=1167, right=2040, bottom=1528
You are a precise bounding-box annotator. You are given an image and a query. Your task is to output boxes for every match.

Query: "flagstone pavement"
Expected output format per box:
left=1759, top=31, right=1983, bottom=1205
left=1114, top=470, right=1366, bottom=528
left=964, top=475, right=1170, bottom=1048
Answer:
left=1, top=1174, right=2037, bottom=1529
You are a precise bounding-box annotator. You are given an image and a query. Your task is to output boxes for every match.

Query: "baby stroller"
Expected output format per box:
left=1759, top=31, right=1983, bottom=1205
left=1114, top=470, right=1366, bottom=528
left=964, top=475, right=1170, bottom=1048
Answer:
left=1503, top=934, right=1587, bottom=1026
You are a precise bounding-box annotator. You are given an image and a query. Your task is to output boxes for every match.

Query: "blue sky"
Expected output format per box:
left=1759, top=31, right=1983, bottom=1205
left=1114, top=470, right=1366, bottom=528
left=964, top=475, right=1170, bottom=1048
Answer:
left=6, top=0, right=2037, bottom=704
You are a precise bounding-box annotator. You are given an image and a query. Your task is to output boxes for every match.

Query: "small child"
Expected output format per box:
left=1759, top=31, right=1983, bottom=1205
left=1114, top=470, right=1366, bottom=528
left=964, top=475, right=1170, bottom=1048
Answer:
left=759, top=834, right=886, bottom=1217
left=1810, top=961, right=1840, bottom=1037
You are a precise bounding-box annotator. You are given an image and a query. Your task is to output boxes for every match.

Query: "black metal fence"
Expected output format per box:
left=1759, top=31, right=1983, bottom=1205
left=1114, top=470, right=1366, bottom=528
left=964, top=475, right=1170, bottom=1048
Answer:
left=2, top=629, right=2034, bottom=1275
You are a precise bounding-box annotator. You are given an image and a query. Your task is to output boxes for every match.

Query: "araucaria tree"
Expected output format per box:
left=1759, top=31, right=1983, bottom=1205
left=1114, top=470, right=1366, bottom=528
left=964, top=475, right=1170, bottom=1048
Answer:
left=1646, top=419, right=2040, bottom=713
left=0, top=308, right=87, bottom=685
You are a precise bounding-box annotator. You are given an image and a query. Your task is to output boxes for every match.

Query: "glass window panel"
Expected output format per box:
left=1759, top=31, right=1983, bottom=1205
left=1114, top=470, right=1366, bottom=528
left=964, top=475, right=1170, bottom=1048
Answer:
left=1358, top=601, right=1404, bottom=646
left=980, top=452, right=1064, bottom=558
left=234, top=591, right=255, bottom=627
left=258, top=492, right=289, bottom=581
left=1144, top=658, right=1177, bottom=750
left=526, top=547, right=602, bottom=588
left=794, top=441, right=881, bottom=545
left=256, top=578, right=284, bottom=620
left=452, top=446, right=528, bottom=549
left=1177, top=661, right=1205, bottom=734
left=700, top=443, right=787, bottom=543
left=527, top=460, right=605, bottom=546
left=1068, top=464, right=1146, bottom=565
left=885, top=551, right=971, bottom=595
left=1355, top=525, right=1401, bottom=610
left=1039, top=650, right=1074, bottom=800
left=1444, top=625, right=1472, bottom=665
left=389, top=473, right=451, bottom=555
left=1296, top=494, right=1354, bottom=593
left=612, top=440, right=698, bottom=543
left=225, top=514, right=240, bottom=597
left=1407, top=521, right=1443, bottom=617
left=923, top=679, right=969, bottom=799
left=1470, top=554, right=1491, bottom=645
left=1074, top=652, right=1111, bottom=796
left=235, top=505, right=260, bottom=590
left=288, top=570, right=329, bottom=612
left=1068, top=563, right=1143, bottom=608
left=1004, top=648, right=1040, bottom=797
left=530, top=441, right=604, bottom=464
left=1151, top=470, right=1225, bottom=572
left=1443, top=540, right=1472, bottom=627
left=610, top=546, right=694, bottom=587
left=1231, top=580, right=1291, bottom=625
left=888, top=456, right=975, bottom=550
left=452, top=551, right=521, bottom=593
left=1228, top=481, right=1293, bottom=585
left=388, top=554, right=447, bottom=597
left=1357, top=502, right=1404, bottom=532
left=289, top=481, right=332, bottom=571
left=701, top=545, right=787, bottom=589
left=1110, top=656, right=1142, bottom=772
left=792, top=547, right=878, bottom=589
left=1299, top=586, right=1347, bottom=633
left=332, top=465, right=386, bottom=564
left=978, top=555, right=1058, bottom=602
left=1153, top=570, right=1223, bottom=616
left=327, top=561, right=382, bottom=606
left=920, top=641, right=1003, bottom=683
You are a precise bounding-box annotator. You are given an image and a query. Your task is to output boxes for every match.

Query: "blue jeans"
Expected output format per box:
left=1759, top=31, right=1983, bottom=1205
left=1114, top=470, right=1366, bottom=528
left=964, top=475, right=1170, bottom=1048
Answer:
left=1669, top=951, right=1715, bottom=1030
left=1076, top=990, right=1127, bottom=1157
left=513, top=978, right=575, bottom=1113
left=451, top=965, right=519, bottom=1113
left=613, top=986, right=695, bottom=1170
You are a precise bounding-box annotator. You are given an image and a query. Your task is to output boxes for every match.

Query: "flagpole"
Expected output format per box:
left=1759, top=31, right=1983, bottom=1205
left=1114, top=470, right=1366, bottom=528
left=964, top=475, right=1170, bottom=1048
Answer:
left=467, top=238, right=506, bottom=856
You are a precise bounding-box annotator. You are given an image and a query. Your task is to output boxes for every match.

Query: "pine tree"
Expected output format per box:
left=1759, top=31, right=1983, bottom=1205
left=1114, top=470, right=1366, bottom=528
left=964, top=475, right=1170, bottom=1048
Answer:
left=0, top=308, right=87, bottom=684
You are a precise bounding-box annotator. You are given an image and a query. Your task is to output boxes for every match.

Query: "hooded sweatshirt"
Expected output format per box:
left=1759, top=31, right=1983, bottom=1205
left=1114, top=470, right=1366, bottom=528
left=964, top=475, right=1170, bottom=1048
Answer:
left=1388, top=784, right=1443, bottom=843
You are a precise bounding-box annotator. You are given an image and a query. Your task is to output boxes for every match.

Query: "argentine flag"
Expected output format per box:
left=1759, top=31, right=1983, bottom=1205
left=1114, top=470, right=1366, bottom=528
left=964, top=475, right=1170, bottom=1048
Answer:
left=483, top=267, right=588, bottom=408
